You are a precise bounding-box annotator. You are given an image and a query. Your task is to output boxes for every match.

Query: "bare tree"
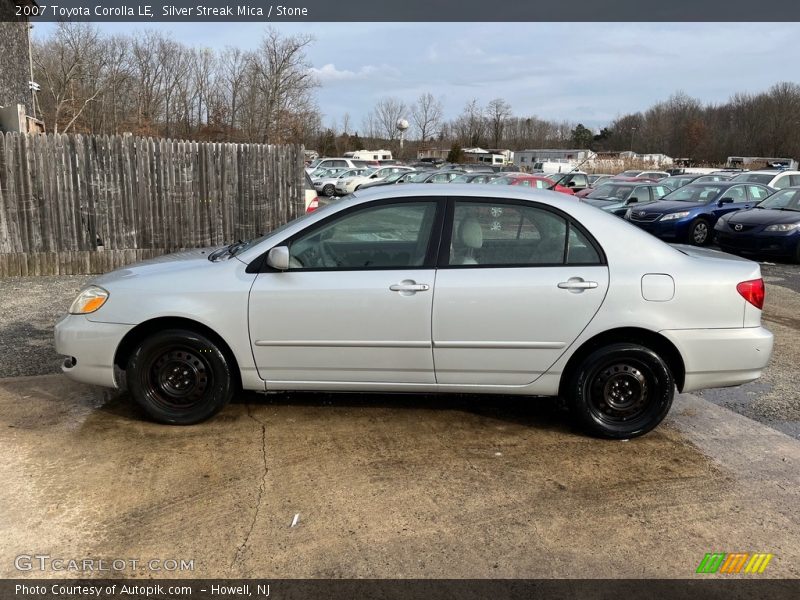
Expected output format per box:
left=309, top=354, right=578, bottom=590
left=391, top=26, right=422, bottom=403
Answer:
left=452, top=99, right=486, bottom=147
left=250, top=28, right=318, bottom=143
left=372, top=96, right=407, bottom=142
left=33, top=22, right=107, bottom=134
left=411, top=92, right=443, bottom=143
left=485, top=98, right=511, bottom=148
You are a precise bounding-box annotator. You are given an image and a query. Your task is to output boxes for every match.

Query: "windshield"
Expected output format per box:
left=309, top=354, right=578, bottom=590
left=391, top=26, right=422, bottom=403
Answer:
left=662, top=185, right=722, bottom=203
left=382, top=171, right=408, bottom=183
left=227, top=203, right=342, bottom=257
left=732, top=173, right=773, bottom=184
left=586, top=184, right=634, bottom=201
left=758, top=189, right=800, bottom=211
left=408, top=171, right=433, bottom=183
left=619, top=170, right=642, bottom=177
left=489, top=176, right=514, bottom=185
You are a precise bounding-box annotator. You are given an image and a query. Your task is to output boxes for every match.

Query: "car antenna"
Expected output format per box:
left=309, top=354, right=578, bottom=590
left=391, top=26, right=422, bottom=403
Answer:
left=547, top=155, right=593, bottom=190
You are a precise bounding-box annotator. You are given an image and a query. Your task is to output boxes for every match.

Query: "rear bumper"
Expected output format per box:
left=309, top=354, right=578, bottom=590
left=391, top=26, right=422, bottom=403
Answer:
left=661, top=326, right=773, bottom=392
left=54, top=314, right=134, bottom=388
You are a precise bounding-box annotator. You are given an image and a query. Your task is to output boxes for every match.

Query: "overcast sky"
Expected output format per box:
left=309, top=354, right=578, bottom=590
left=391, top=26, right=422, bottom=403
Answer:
left=35, top=21, right=797, bottom=131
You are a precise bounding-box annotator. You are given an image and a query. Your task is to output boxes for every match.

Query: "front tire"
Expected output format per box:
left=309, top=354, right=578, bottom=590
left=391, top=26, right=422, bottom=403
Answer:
left=323, top=184, right=335, bottom=197
left=127, top=329, right=235, bottom=425
left=567, top=343, right=674, bottom=439
left=689, top=218, right=711, bottom=246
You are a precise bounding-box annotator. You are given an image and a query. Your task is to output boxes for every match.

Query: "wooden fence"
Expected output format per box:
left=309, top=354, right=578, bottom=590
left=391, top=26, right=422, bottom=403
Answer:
left=0, top=133, right=305, bottom=276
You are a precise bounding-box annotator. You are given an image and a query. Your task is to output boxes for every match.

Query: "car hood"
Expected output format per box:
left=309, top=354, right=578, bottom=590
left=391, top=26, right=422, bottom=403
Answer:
left=638, top=200, right=704, bottom=213
left=726, top=208, right=800, bottom=225
left=90, top=248, right=219, bottom=285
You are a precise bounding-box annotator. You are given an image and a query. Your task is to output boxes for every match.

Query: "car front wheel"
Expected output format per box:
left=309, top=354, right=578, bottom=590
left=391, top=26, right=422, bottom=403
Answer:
left=566, top=343, right=674, bottom=439
left=323, top=184, right=335, bottom=196
left=689, top=218, right=711, bottom=246
left=127, top=329, right=235, bottom=425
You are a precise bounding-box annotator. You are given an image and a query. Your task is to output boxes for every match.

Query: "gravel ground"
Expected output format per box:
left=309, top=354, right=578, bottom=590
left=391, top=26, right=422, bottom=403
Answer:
left=0, top=263, right=798, bottom=438
left=0, top=275, right=92, bottom=378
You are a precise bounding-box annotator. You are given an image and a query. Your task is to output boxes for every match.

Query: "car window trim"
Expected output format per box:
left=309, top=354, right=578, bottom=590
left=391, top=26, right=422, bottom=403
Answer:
left=248, top=196, right=447, bottom=274
left=436, top=196, right=607, bottom=269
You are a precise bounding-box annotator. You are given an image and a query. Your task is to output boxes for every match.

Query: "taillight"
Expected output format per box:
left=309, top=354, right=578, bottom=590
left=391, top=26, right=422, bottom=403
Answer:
left=306, top=197, right=319, bottom=213
left=737, top=278, right=765, bottom=310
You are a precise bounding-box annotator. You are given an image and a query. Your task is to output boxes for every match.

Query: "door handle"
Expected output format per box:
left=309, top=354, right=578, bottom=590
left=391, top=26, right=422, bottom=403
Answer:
left=390, top=280, right=430, bottom=295
left=558, top=278, right=598, bottom=293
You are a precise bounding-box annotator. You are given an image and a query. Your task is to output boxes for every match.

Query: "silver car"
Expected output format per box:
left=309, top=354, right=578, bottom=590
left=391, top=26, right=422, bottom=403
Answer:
left=55, top=185, right=773, bottom=438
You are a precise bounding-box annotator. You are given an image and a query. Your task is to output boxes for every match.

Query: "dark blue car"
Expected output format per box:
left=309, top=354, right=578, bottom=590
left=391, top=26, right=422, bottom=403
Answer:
left=624, top=182, right=773, bottom=245
left=715, top=187, right=800, bottom=262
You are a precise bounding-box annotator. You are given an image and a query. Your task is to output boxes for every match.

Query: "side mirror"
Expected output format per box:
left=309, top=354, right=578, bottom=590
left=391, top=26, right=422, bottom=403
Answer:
left=266, top=246, right=290, bottom=271
left=719, top=197, right=734, bottom=206
left=627, top=197, right=639, bottom=204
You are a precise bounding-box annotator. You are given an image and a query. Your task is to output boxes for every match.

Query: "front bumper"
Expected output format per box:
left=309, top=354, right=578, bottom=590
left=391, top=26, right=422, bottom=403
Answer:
left=716, top=230, right=799, bottom=257
left=54, top=315, right=134, bottom=388
left=661, top=326, right=773, bottom=392
left=627, top=217, right=690, bottom=241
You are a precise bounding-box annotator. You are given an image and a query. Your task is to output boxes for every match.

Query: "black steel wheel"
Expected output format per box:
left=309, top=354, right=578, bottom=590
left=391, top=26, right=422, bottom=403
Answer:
left=689, top=218, right=711, bottom=246
left=567, top=343, right=674, bottom=439
left=127, top=329, right=235, bottom=425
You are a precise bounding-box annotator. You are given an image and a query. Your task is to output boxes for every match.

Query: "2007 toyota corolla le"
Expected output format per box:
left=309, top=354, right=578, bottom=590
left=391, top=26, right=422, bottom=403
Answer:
left=54, top=185, right=774, bottom=438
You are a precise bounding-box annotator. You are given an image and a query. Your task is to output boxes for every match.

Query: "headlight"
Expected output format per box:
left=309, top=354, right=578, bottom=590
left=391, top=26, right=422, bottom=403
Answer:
left=660, top=211, right=691, bottom=221
left=765, top=223, right=800, bottom=232
left=69, top=286, right=109, bottom=314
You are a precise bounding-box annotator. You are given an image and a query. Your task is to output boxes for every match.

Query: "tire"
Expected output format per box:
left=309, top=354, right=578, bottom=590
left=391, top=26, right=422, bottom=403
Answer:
left=566, top=343, right=674, bottom=439
left=126, top=329, right=235, bottom=425
left=323, top=184, right=335, bottom=197
left=689, top=218, right=711, bottom=246
left=794, top=240, right=800, bottom=264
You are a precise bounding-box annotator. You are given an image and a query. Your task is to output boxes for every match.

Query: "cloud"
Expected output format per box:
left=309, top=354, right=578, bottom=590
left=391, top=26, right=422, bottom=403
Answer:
left=308, top=63, right=397, bottom=83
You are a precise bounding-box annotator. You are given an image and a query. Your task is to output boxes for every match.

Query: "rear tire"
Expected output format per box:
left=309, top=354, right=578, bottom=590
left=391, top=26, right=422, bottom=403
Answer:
left=566, top=343, right=674, bottom=439
left=689, top=218, right=711, bottom=246
left=127, top=329, right=235, bottom=425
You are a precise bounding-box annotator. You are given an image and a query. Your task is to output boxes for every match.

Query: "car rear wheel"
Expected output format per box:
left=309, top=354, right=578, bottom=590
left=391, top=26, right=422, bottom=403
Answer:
left=127, top=329, right=235, bottom=425
left=689, top=218, right=711, bottom=246
left=323, top=184, right=335, bottom=197
left=566, top=343, right=674, bottom=439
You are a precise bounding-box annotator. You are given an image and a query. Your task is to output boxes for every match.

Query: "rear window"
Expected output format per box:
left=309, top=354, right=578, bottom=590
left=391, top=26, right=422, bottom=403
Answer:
left=732, top=173, right=773, bottom=185
left=304, top=173, right=314, bottom=189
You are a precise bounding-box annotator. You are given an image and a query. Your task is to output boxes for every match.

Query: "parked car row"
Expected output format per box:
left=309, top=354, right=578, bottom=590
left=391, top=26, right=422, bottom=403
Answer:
left=576, top=172, right=800, bottom=262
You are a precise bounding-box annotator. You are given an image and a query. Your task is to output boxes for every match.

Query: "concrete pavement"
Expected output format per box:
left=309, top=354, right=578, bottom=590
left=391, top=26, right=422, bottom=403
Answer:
left=1, top=375, right=798, bottom=579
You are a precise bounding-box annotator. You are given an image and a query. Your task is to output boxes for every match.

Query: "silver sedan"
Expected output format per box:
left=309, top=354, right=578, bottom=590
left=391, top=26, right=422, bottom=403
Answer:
left=55, top=185, right=773, bottom=438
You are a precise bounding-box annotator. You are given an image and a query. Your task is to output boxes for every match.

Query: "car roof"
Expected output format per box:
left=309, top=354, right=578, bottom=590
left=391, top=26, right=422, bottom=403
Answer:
left=740, top=169, right=800, bottom=175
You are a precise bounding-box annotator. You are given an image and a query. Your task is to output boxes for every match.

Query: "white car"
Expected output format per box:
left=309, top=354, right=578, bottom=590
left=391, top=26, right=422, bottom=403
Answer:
left=305, top=157, right=370, bottom=174
left=55, top=185, right=773, bottom=438
left=335, top=166, right=415, bottom=195
left=315, top=168, right=373, bottom=197
left=731, top=170, right=800, bottom=190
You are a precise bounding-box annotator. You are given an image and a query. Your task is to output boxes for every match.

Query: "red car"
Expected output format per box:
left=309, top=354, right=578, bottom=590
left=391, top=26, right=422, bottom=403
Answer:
left=488, top=175, right=575, bottom=195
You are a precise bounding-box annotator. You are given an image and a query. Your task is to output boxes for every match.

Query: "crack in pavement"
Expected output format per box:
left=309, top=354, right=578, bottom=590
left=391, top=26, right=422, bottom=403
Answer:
left=230, top=403, right=269, bottom=572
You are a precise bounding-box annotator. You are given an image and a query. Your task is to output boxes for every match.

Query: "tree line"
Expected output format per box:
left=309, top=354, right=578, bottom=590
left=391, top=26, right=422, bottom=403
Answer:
left=30, top=23, right=800, bottom=164
left=32, top=22, right=320, bottom=143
